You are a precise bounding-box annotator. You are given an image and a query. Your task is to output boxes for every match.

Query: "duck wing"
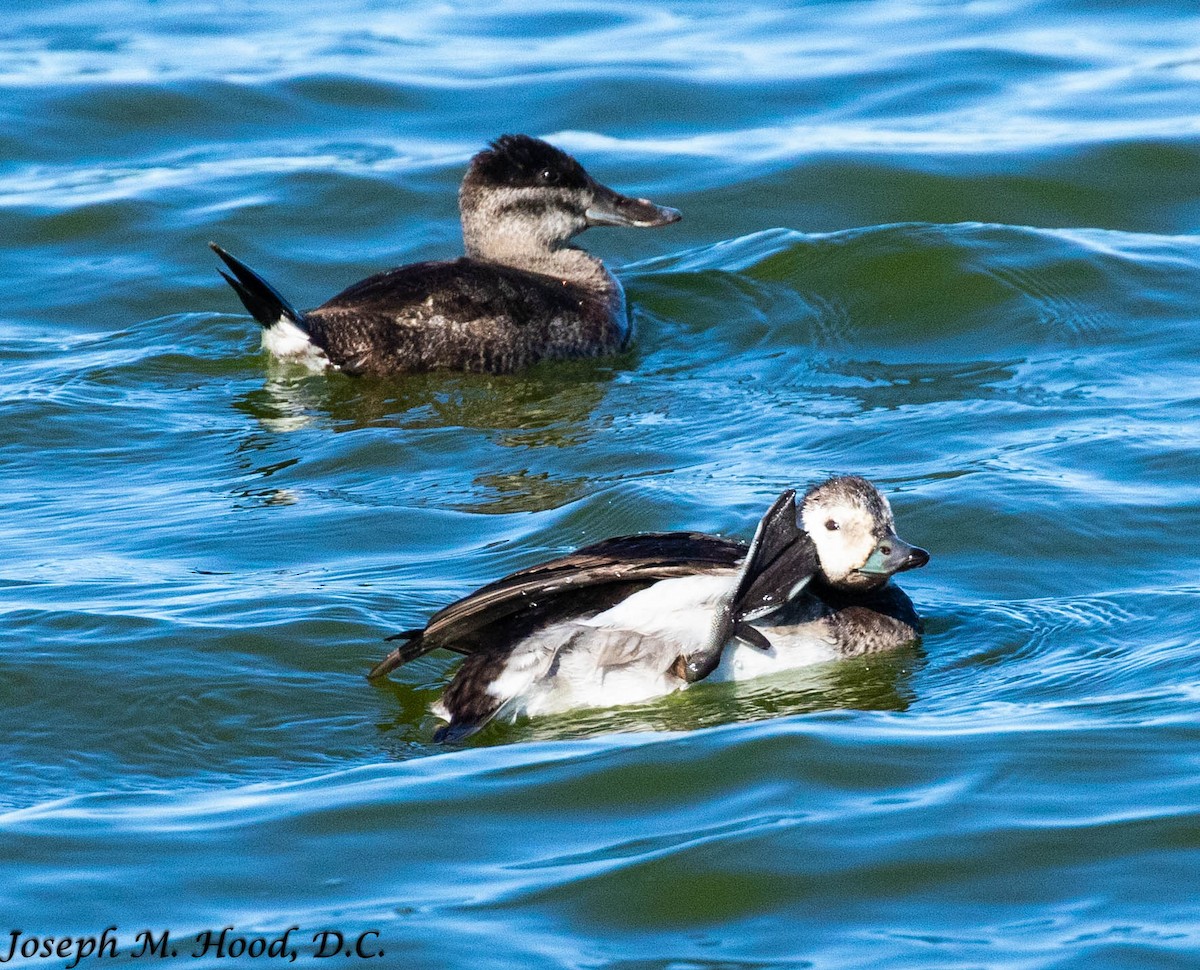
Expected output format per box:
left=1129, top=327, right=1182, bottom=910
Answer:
left=727, top=489, right=818, bottom=625
left=367, top=532, right=747, bottom=680
left=672, top=489, right=819, bottom=682
left=304, top=259, right=593, bottom=374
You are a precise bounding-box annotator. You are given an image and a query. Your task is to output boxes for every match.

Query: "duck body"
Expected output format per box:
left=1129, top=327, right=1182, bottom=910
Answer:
left=708, top=579, right=922, bottom=682
left=433, top=575, right=920, bottom=727
left=369, top=477, right=929, bottom=740
left=210, top=134, right=678, bottom=375
left=298, top=257, right=625, bottom=374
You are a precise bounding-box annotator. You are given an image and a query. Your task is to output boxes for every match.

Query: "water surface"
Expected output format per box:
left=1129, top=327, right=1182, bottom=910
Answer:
left=3, top=1, right=1200, bottom=967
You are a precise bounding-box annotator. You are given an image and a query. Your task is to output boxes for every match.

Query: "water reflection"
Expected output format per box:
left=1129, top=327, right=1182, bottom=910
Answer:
left=233, top=355, right=621, bottom=442
left=227, top=356, right=623, bottom=512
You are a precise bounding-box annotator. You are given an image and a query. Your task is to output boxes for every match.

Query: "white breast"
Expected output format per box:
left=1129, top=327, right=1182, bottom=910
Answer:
left=707, top=621, right=839, bottom=683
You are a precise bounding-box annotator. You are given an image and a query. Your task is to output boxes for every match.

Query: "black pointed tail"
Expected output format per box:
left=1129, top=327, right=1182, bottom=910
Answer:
left=366, top=629, right=432, bottom=680
left=209, top=242, right=305, bottom=331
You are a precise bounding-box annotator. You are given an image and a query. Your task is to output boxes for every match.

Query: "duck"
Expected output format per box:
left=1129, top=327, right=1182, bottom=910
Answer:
left=368, top=476, right=930, bottom=740
left=209, top=134, right=681, bottom=375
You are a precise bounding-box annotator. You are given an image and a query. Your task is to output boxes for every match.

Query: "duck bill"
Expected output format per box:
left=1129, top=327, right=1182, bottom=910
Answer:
left=858, top=534, right=930, bottom=578
left=584, top=182, right=681, bottom=228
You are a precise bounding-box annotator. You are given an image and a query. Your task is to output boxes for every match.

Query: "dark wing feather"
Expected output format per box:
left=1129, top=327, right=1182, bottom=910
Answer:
left=304, top=259, right=605, bottom=373
left=367, top=532, right=746, bottom=680
left=366, top=630, right=429, bottom=680
left=424, top=531, right=746, bottom=651
left=320, top=259, right=578, bottom=317
left=675, top=490, right=819, bottom=683
left=728, top=490, right=818, bottom=624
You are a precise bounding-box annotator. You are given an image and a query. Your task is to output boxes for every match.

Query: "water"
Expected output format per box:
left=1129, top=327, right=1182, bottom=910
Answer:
left=3, top=0, right=1200, bottom=966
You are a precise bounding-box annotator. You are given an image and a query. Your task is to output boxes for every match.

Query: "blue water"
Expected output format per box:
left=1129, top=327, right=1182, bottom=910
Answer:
left=3, top=1, right=1200, bottom=967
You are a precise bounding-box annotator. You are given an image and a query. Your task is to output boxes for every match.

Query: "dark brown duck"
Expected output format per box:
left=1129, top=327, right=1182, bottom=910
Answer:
left=210, top=135, right=681, bottom=375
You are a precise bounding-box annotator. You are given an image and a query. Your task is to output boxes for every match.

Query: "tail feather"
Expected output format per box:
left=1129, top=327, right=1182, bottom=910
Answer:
left=432, top=697, right=513, bottom=743
left=209, top=242, right=305, bottom=331
left=366, top=629, right=432, bottom=680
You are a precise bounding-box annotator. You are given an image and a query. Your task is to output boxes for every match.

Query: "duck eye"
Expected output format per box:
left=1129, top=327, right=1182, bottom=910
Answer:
left=825, top=519, right=839, bottom=531
left=539, top=168, right=557, bottom=184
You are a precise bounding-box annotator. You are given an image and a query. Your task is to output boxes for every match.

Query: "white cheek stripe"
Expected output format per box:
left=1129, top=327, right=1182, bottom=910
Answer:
left=803, top=506, right=876, bottom=581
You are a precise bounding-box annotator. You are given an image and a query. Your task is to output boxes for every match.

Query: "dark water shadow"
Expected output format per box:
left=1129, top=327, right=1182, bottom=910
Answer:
left=231, top=353, right=627, bottom=442
left=225, top=353, right=631, bottom=513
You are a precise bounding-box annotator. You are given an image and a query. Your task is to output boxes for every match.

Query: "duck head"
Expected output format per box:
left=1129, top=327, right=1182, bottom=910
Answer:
left=459, top=134, right=681, bottom=265
left=799, top=476, right=929, bottom=591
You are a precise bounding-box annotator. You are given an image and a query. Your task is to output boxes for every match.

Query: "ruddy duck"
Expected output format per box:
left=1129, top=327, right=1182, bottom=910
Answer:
left=368, top=476, right=929, bottom=740
left=210, top=135, right=680, bottom=375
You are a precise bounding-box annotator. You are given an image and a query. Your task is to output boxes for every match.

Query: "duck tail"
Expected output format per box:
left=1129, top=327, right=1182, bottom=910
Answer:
left=209, top=242, right=306, bottom=331
left=432, top=700, right=514, bottom=744
left=431, top=654, right=517, bottom=743
left=366, top=629, right=431, bottom=680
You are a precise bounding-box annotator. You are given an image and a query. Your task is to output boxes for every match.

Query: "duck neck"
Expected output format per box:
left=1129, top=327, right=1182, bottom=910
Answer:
left=459, top=184, right=620, bottom=298
left=465, top=231, right=616, bottom=295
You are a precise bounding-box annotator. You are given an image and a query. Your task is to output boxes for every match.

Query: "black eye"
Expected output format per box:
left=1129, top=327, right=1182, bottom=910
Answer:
left=538, top=168, right=557, bottom=184
left=825, top=519, right=839, bottom=531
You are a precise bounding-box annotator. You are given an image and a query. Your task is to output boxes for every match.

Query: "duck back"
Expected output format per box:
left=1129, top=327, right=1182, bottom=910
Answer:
left=304, top=258, right=628, bottom=374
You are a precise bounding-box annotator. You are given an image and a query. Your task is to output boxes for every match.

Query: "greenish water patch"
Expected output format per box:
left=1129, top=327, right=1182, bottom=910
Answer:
left=3, top=0, right=1200, bottom=967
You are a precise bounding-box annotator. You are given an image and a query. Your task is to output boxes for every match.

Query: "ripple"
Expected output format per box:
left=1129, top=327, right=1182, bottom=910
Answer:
left=5, top=0, right=1200, bottom=965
